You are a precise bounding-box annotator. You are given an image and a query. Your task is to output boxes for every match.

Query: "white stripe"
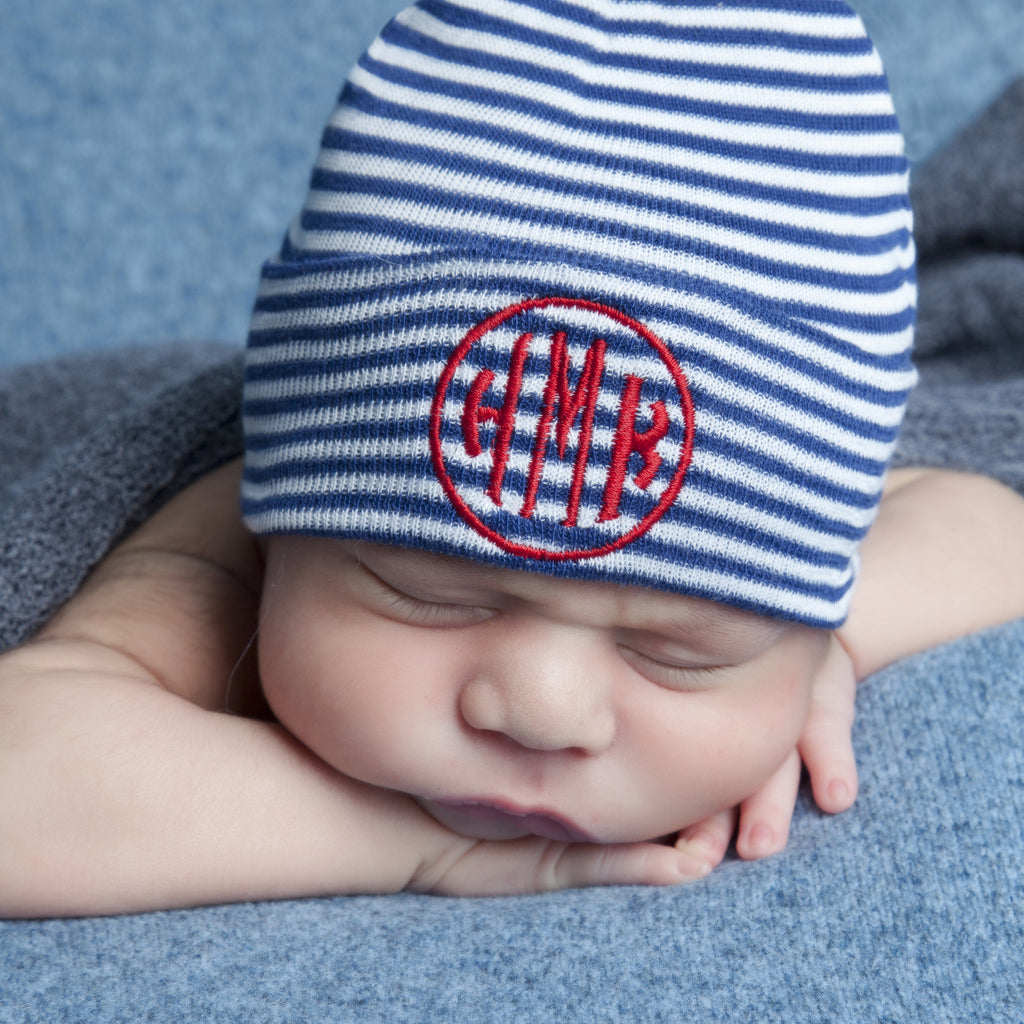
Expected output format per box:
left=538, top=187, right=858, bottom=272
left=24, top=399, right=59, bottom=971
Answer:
left=397, top=5, right=885, bottom=81
left=251, top=252, right=915, bottom=370
left=795, top=317, right=916, bottom=355
left=244, top=435, right=857, bottom=557
left=244, top=374, right=893, bottom=503
left=241, top=467, right=855, bottom=582
left=690, top=449, right=878, bottom=530
left=244, top=396, right=435, bottom=435
left=244, top=320, right=912, bottom=447
left=242, top=394, right=880, bottom=530
left=240, top=477, right=855, bottom=613
left=370, top=30, right=894, bottom=119
left=347, top=64, right=904, bottom=201
left=241, top=491, right=854, bottom=623
left=246, top=284, right=915, bottom=440
left=689, top=365, right=904, bottom=453
left=459, top=0, right=869, bottom=40
left=246, top=435, right=429, bottom=469
left=324, top=107, right=910, bottom=224
left=244, top=350, right=902, bottom=470
left=302, top=159, right=907, bottom=276
left=245, top=357, right=445, bottom=398
left=287, top=216, right=916, bottom=322
left=666, top=483, right=856, bottom=556
left=694, top=408, right=889, bottom=490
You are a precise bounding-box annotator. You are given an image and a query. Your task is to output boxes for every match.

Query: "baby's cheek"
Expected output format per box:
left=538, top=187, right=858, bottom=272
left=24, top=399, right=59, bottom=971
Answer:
left=256, top=630, right=316, bottom=738
left=256, top=605, right=347, bottom=740
left=744, top=683, right=814, bottom=784
left=706, top=682, right=811, bottom=798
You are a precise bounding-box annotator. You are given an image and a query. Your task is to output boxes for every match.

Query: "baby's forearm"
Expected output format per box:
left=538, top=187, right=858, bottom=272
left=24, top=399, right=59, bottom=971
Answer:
left=0, top=643, right=429, bottom=917
left=0, top=640, right=700, bottom=916
left=842, top=469, right=1024, bottom=678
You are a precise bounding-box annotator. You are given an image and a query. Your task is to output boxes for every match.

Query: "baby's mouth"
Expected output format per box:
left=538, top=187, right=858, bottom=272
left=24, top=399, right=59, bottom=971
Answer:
left=418, top=798, right=595, bottom=844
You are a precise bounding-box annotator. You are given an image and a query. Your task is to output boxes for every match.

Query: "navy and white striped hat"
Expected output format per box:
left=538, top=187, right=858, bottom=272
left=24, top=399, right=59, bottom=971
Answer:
left=242, top=0, right=917, bottom=627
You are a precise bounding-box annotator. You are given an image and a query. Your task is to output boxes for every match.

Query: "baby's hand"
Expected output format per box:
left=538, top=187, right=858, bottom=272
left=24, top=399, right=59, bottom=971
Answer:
left=675, top=635, right=858, bottom=868
left=407, top=830, right=712, bottom=896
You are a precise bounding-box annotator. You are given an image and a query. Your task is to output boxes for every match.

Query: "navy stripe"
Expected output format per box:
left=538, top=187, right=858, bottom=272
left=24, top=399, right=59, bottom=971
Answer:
left=387, top=13, right=884, bottom=94
left=297, top=201, right=909, bottom=288
left=309, top=161, right=911, bottom=260
left=330, top=87, right=910, bottom=218
left=422, top=0, right=874, bottom=58
left=245, top=299, right=915, bottom=399
left=321, top=125, right=911, bottom=222
left=244, top=291, right=914, bottom=424
left=359, top=52, right=904, bottom=152
left=241, top=460, right=864, bottom=565
left=241, top=377, right=900, bottom=480
left=241, top=485, right=858, bottom=609
left=241, top=369, right=900, bottom=479
left=250, top=258, right=917, bottom=372
left=240, top=407, right=887, bottom=512
left=527, top=0, right=864, bottom=22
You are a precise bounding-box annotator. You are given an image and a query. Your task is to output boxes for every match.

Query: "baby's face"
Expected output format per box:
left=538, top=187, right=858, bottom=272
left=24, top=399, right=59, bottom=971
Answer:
left=257, top=538, right=829, bottom=844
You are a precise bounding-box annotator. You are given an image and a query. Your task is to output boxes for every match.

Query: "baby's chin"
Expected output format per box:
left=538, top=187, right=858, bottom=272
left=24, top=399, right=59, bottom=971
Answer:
left=415, top=797, right=598, bottom=844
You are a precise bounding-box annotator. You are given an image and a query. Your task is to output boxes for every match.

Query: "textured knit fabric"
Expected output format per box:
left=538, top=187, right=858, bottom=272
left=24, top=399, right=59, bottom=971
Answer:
left=4, top=615, right=1023, bottom=1022
left=2, top=80, right=1024, bottom=1017
left=241, top=0, right=917, bottom=627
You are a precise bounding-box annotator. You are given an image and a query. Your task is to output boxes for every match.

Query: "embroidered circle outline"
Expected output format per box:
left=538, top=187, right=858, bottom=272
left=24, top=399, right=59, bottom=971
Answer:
left=429, top=297, right=695, bottom=561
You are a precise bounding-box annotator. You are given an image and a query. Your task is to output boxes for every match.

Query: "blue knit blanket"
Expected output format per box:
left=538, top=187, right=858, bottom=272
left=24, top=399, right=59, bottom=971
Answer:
left=1, top=82, right=1022, bottom=1024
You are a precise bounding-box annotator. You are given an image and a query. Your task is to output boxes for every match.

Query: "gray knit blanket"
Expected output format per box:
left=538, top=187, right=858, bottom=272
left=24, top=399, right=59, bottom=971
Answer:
left=1, top=81, right=1023, bottom=1024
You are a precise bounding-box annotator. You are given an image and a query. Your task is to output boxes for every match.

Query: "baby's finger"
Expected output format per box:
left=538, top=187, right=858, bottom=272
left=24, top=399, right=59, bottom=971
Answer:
left=674, top=807, right=736, bottom=868
left=541, top=840, right=713, bottom=891
left=414, top=837, right=712, bottom=896
left=800, top=636, right=858, bottom=814
left=734, top=749, right=801, bottom=860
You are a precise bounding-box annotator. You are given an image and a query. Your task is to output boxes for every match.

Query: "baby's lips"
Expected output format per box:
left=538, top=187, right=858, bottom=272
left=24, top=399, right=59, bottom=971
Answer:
left=427, top=798, right=596, bottom=844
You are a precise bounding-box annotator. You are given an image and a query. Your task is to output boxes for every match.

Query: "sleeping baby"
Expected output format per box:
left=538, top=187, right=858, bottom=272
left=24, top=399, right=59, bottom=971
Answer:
left=3, top=0, right=1024, bottom=916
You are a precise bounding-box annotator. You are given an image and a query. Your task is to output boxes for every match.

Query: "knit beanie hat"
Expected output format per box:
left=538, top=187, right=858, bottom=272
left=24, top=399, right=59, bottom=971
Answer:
left=241, top=0, right=916, bottom=628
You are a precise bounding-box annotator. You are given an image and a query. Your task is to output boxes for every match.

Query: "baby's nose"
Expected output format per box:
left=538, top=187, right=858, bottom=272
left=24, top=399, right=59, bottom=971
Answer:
left=458, top=624, right=615, bottom=755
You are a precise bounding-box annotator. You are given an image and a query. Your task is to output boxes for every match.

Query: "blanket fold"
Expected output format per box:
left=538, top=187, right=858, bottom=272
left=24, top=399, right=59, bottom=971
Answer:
left=1, top=79, right=1023, bottom=1024
left=894, top=79, right=1024, bottom=489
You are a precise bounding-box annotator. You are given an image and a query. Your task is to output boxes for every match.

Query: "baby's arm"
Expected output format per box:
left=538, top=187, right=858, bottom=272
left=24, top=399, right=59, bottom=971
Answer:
left=680, top=468, right=1024, bottom=865
left=0, top=461, right=704, bottom=917
left=839, top=468, right=1024, bottom=676
left=800, top=469, right=1024, bottom=827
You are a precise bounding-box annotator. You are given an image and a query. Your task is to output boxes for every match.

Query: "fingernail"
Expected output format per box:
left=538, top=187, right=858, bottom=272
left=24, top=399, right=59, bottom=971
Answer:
left=747, top=824, right=775, bottom=856
left=828, top=779, right=850, bottom=806
left=681, top=858, right=713, bottom=881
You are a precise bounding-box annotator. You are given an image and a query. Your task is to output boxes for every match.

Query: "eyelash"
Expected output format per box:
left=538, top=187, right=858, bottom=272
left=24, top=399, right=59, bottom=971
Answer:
left=358, top=565, right=728, bottom=685
left=618, top=646, right=728, bottom=691
left=363, top=569, right=489, bottom=628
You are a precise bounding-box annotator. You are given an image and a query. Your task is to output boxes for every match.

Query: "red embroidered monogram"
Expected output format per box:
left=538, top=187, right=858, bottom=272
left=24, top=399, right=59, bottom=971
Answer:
left=430, top=297, right=695, bottom=560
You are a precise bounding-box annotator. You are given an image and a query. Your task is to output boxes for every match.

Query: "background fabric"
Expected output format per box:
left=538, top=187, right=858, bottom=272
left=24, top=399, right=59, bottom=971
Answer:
left=3, top=615, right=1022, bottom=1022
left=895, top=79, right=1024, bottom=495
left=2, top=1, right=1024, bottom=1020
left=2, top=0, right=1024, bottom=369
left=2, top=78, right=1024, bottom=1018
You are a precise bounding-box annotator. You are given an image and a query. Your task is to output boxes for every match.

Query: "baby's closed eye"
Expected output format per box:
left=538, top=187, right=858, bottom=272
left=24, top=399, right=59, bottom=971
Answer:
left=616, top=644, right=730, bottom=691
